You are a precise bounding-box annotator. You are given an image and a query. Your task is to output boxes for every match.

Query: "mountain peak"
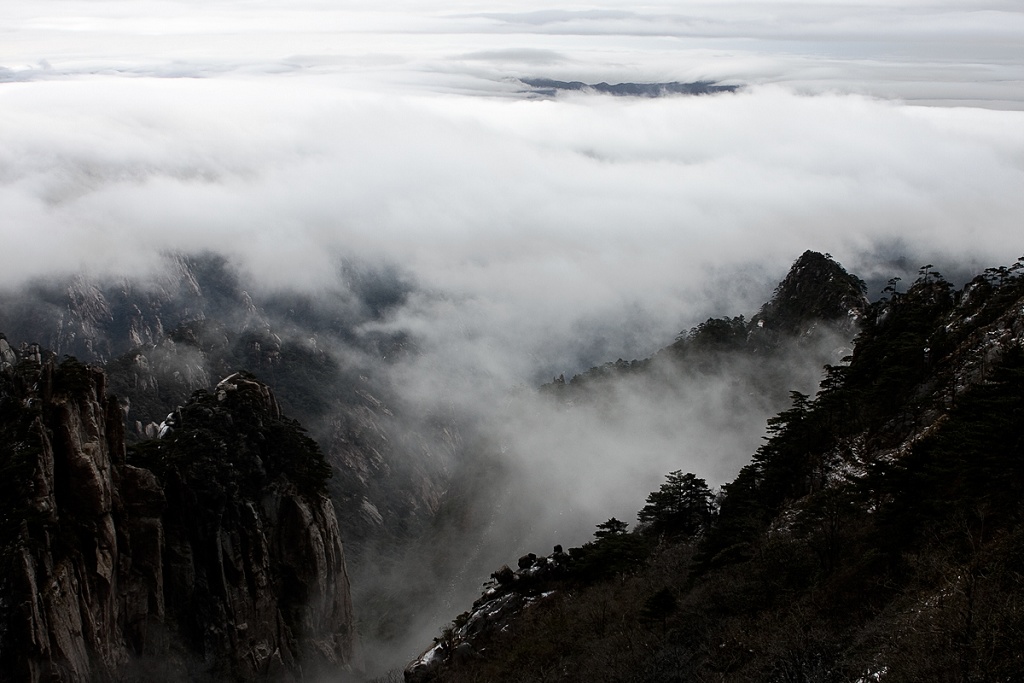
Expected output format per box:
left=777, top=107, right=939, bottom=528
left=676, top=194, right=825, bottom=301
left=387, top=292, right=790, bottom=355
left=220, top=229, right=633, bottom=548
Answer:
left=752, top=251, right=868, bottom=337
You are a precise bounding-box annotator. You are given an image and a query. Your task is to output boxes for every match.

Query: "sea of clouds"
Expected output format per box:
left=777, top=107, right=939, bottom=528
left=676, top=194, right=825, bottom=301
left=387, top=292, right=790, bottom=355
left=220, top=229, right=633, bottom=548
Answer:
left=4, top=0, right=1023, bottom=561
left=3, top=1, right=1023, bottom=671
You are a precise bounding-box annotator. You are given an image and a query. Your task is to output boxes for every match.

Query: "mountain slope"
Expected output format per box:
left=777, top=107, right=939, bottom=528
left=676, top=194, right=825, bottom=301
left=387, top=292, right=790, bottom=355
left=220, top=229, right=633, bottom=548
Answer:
left=544, top=250, right=867, bottom=399
left=406, top=256, right=1024, bottom=683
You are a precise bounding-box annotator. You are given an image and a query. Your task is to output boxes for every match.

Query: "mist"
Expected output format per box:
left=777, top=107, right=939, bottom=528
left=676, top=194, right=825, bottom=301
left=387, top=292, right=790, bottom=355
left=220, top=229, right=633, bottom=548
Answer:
left=7, top=80, right=1017, bottom=373
left=3, top=0, right=1024, bottom=676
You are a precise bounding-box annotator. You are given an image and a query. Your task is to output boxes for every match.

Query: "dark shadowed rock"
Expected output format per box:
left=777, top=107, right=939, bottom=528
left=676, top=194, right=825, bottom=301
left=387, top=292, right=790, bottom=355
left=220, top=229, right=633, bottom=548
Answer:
left=0, top=345, right=359, bottom=681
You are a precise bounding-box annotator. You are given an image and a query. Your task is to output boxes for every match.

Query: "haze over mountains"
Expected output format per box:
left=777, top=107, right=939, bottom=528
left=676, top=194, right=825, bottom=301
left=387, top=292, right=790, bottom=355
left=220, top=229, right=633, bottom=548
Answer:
left=5, top=248, right=1024, bottom=680
left=2, top=0, right=1023, bottom=679
left=0, top=250, right=865, bottom=675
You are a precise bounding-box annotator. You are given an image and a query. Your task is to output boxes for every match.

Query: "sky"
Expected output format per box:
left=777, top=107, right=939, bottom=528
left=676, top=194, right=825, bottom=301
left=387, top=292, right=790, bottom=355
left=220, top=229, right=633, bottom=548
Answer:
left=4, top=0, right=1024, bottom=670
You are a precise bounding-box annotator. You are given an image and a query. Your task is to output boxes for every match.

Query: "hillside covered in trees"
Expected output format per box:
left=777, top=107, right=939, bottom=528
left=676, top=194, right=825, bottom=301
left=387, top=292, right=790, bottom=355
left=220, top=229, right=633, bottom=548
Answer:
left=407, top=254, right=1024, bottom=683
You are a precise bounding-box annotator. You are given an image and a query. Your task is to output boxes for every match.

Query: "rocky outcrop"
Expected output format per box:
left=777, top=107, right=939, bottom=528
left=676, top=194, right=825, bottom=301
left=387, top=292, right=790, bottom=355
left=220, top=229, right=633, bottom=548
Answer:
left=0, top=254, right=455, bottom=560
left=0, top=334, right=17, bottom=368
left=405, top=547, right=568, bottom=682
left=1, top=255, right=463, bottom=678
left=750, top=250, right=869, bottom=339
left=0, top=347, right=359, bottom=681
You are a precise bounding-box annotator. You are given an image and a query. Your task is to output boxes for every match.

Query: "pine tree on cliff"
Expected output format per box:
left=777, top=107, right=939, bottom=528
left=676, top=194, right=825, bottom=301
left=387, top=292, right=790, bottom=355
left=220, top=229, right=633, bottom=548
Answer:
left=637, top=471, right=714, bottom=539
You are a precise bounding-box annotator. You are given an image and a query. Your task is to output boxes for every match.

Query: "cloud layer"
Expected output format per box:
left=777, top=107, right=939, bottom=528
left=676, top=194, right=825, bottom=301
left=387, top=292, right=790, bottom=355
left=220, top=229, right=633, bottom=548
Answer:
left=4, top=78, right=1021, bottom=377
left=3, top=0, right=1022, bottom=507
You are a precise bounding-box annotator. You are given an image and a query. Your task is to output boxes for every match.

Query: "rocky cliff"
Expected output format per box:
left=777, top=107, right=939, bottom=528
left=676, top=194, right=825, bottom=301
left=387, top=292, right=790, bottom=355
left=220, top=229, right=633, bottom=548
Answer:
left=0, top=340, right=358, bottom=681
left=0, top=256, right=466, bottom=673
left=0, top=255, right=454, bottom=558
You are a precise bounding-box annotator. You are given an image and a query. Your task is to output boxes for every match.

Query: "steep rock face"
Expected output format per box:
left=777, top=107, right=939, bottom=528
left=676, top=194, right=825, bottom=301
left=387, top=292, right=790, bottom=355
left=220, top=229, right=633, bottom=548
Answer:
left=0, top=349, right=358, bottom=681
left=0, top=354, right=164, bottom=681
left=2, top=256, right=453, bottom=557
left=150, top=373, right=357, bottom=680
left=2, top=255, right=461, bottom=672
left=0, top=253, right=274, bottom=367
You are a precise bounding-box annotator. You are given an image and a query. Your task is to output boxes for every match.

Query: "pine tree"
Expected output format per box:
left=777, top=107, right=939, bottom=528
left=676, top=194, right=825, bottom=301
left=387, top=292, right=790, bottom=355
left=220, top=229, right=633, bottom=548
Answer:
left=594, top=517, right=629, bottom=538
left=638, top=471, right=714, bottom=539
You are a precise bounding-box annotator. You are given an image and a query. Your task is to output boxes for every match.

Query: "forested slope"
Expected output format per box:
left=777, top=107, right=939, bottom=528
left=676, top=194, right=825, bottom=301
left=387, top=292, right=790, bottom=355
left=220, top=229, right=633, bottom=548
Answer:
left=408, top=256, right=1024, bottom=683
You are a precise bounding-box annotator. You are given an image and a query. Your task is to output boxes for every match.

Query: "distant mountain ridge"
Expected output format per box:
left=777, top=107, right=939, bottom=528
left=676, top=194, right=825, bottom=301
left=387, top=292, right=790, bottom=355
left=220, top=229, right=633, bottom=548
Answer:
left=520, top=78, right=739, bottom=97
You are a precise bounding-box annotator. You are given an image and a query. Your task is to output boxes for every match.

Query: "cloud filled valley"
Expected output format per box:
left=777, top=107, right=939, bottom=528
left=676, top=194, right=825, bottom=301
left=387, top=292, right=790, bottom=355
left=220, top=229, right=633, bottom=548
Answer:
left=4, top=79, right=1023, bottom=372
left=2, top=0, right=1024, bottom=678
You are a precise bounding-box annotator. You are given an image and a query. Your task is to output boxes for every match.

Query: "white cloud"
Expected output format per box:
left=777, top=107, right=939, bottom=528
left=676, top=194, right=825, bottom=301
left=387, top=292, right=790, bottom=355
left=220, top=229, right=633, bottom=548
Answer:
left=2, top=76, right=1022, bottom=370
